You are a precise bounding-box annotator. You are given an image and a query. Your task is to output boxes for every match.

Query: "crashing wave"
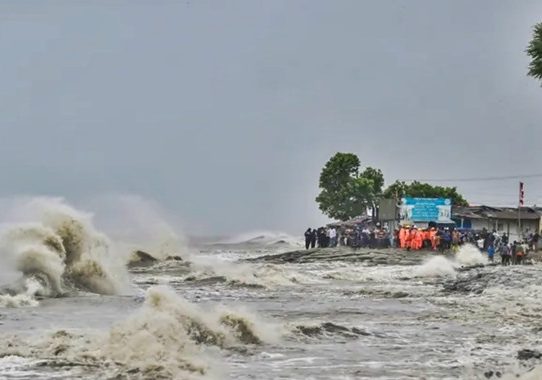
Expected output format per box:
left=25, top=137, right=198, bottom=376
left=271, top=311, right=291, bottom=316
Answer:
left=455, top=244, right=488, bottom=266
left=0, top=198, right=129, bottom=303
left=414, top=244, right=488, bottom=279
left=415, top=256, right=459, bottom=278
left=125, top=238, right=304, bottom=288
left=182, top=256, right=307, bottom=288
left=0, top=277, right=43, bottom=307
left=0, top=286, right=278, bottom=378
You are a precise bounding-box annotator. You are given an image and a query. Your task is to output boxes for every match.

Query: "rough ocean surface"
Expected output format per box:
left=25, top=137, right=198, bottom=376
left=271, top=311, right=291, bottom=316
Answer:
left=0, top=202, right=542, bottom=379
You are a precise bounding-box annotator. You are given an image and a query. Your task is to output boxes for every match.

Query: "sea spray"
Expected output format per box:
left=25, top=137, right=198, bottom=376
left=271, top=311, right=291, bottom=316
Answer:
left=14, top=244, right=66, bottom=295
left=0, top=278, right=42, bottom=307
left=90, top=206, right=305, bottom=287
left=415, top=256, right=458, bottom=278
left=414, top=244, right=487, bottom=278
left=455, top=243, right=488, bottom=266
left=0, top=197, right=130, bottom=302
left=87, top=194, right=189, bottom=262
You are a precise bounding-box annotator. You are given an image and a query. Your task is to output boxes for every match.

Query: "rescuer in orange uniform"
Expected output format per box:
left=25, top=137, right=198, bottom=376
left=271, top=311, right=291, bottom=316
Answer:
left=407, top=226, right=415, bottom=250
left=405, top=227, right=414, bottom=250
left=423, top=229, right=431, bottom=249
left=410, top=227, right=417, bottom=250
left=399, top=226, right=407, bottom=248
left=414, top=227, right=424, bottom=250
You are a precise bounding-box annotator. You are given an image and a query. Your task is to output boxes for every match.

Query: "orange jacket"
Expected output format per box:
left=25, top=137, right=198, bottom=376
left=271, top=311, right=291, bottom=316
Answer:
left=424, top=230, right=431, bottom=241
left=414, top=230, right=423, bottom=248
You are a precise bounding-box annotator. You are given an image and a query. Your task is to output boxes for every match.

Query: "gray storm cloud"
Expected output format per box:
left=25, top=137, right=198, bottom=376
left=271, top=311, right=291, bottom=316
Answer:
left=1, top=0, right=542, bottom=235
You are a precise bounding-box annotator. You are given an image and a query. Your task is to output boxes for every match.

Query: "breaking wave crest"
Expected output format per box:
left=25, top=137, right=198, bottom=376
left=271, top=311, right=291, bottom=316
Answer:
left=127, top=242, right=306, bottom=289
left=0, top=286, right=278, bottom=379
left=184, top=256, right=314, bottom=288
left=415, top=244, right=487, bottom=278
left=0, top=278, right=42, bottom=307
left=0, top=198, right=129, bottom=303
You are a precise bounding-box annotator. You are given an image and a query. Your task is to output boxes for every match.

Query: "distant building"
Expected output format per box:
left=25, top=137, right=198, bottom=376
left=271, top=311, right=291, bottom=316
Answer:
left=452, top=205, right=541, bottom=241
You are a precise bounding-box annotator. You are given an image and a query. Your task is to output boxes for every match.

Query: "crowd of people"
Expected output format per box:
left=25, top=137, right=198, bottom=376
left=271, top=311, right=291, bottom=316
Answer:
left=304, top=224, right=394, bottom=250
left=304, top=224, right=540, bottom=265
left=303, top=227, right=339, bottom=249
left=481, top=229, right=539, bottom=265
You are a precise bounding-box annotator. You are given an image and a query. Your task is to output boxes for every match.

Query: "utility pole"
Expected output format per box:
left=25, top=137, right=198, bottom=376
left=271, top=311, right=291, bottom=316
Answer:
left=519, top=182, right=524, bottom=242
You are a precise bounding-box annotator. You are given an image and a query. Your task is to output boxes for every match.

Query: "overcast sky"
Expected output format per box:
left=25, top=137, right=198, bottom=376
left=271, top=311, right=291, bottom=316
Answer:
left=1, top=1, right=542, bottom=236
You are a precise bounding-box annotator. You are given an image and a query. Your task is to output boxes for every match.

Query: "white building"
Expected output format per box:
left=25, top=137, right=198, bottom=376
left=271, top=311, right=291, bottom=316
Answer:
left=452, top=206, right=541, bottom=241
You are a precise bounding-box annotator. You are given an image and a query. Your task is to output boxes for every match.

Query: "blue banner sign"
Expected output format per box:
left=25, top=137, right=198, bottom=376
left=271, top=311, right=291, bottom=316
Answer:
left=400, top=197, right=452, bottom=222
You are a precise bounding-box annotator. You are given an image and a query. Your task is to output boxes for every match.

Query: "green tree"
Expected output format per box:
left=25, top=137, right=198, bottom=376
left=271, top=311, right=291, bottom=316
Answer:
left=359, top=167, right=384, bottom=216
left=527, top=23, right=542, bottom=83
left=315, top=153, right=382, bottom=220
left=382, top=180, right=408, bottom=200
left=383, top=180, right=469, bottom=206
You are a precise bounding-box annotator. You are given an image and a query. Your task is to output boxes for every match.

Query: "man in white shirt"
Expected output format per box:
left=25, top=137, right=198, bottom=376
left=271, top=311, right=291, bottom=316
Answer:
left=329, top=227, right=337, bottom=247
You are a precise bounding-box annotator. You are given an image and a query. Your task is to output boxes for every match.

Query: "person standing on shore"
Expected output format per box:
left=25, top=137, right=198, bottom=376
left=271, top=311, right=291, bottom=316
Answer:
left=304, top=228, right=312, bottom=250
left=499, top=243, right=511, bottom=266
left=329, top=227, right=337, bottom=247
left=429, top=228, right=438, bottom=250
left=408, top=227, right=416, bottom=250
left=310, top=228, right=317, bottom=249
left=324, top=228, right=330, bottom=247
left=393, top=228, right=400, bottom=248
left=487, top=244, right=495, bottom=262
left=515, top=243, right=525, bottom=265
left=530, top=232, right=539, bottom=251
left=413, top=227, right=423, bottom=250
left=316, top=227, right=323, bottom=248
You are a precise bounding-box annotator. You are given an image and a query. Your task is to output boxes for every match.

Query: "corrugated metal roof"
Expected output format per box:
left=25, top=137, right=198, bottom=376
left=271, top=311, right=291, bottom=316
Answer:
left=452, top=206, right=541, bottom=221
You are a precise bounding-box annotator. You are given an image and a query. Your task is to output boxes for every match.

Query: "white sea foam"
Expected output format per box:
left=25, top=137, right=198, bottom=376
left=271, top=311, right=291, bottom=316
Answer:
left=496, top=363, right=542, bottom=380
left=187, top=255, right=300, bottom=287
left=516, top=366, right=542, bottom=380
left=413, top=244, right=488, bottom=278
left=415, top=256, right=458, bottom=278
left=0, top=278, right=42, bottom=307
left=0, top=197, right=130, bottom=304
left=455, top=244, right=488, bottom=266
left=0, top=286, right=277, bottom=378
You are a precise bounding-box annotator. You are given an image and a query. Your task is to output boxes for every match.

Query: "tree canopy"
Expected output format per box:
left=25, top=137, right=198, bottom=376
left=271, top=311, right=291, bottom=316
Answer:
left=527, top=22, right=542, bottom=83
left=383, top=180, right=469, bottom=207
left=315, top=153, right=384, bottom=221
left=315, top=153, right=469, bottom=221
